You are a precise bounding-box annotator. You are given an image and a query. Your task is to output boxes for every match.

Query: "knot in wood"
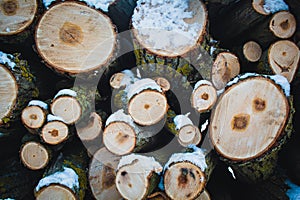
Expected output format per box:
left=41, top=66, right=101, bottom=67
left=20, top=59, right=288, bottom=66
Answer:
left=253, top=98, right=266, bottom=112
left=59, top=22, right=83, bottom=45
left=1, top=0, right=19, bottom=16
left=231, top=114, right=250, bottom=131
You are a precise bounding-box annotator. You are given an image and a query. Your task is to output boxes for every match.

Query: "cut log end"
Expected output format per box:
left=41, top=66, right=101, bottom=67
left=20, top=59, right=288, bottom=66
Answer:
left=36, top=184, right=76, bottom=200
left=191, top=84, right=217, bottom=113
left=252, top=0, right=270, bottom=15
left=269, top=40, right=300, bottom=83
left=210, top=76, right=289, bottom=161
left=243, top=41, right=262, bottom=62
left=211, top=52, right=240, bottom=90
left=21, top=106, right=46, bottom=129
left=77, top=112, right=102, bottom=141
left=20, top=142, right=49, bottom=170
left=35, top=1, right=117, bottom=75
left=132, top=0, right=207, bottom=57
left=41, top=121, right=69, bottom=145
left=154, top=77, right=171, bottom=92
left=103, top=121, right=136, bottom=156
left=51, top=96, right=82, bottom=124
left=164, top=162, right=206, bottom=200
left=178, top=125, right=202, bottom=147
left=0, top=0, right=37, bottom=35
left=269, top=11, right=296, bottom=39
left=128, top=90, right=168, bottom=126
left=0, top=64, right=17, bottom=123
left=110, top=73, right=126, bottom=89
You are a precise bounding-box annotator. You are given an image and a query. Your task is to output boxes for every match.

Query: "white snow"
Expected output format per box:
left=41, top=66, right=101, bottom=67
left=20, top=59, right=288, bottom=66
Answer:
left=286, top=179, right=300, bottom=200
left=164, top=145, right=207, bottom=172
left=42, top=0, right=56, bottom=9
left=136, top=68, right=142, bottom=79
left=47, top=114, right=65, bottom=122
left=217, top=88, right=225, bottom=96
left=54, top=89, right=77, bottom=99
left=126, top=78, right=162, bottom=100
left=81, top=0, right=115, bottom=12
left=226, top=73, right=290, bottom=97
left=120, top=69, right=138, bottom=87
left=132, top=0, right=203, bottom=52
left=210, top=46, right=217, bottom=56
left=0, top=51, right=16, bottom=69
left=173, top=113, right=193, bottom=130
left=6, top=27, right=10, bottom=32
left=263, top=0, right=289, bottom=14
left=35, top=167, right=79, bottom=192
left=200, top=119, right=209, bottom=132
left=193, top=80, right=213, bottom=92
left=228, top=166, right=236, bottom=179
left=118, top=153, right=163, bottom=174
left=28, top=100, right=48, bottom=110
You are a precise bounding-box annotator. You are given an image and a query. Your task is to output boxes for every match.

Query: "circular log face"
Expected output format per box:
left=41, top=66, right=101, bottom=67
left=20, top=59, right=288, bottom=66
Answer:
left=252, top=0, right=270, bottom=15
left=210, top=77, right=289, bottom=161
left=269, top=11, right=296, bottom=39
left=243, top=41, right=262, bottom=62
left=191, top=84, right=217, bottom=113
left=0, top=64, right=17, bottom=122
left=36, top=185, right=76, bottom=200
left=35, top=2, right=116, bottom=74
left=41, top=121, right=68, bottom=145
left=269, top=40, right=300, bottom=83
left=128, top=90, right=168, bottom=126
left=178, top=125, right=201, bottom=147
left=20, top=142, right=49, bottom=170
left=0, top=0, right=37, bottom=35
left=21, top=106, right=46, bottom=129
left=164, top=162, right=206, bottom=200
left=132, top=0, right=207, bottom=57
left=103, top=121, right=136, bottom=156
left=77, top=112, right=102, bottom=141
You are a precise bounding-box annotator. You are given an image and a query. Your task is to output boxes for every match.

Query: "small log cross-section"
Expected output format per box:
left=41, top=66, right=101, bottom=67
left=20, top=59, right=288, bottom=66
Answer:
left=268, top=40, right=300, bottom=83
left=89, top=147, right=122, bottom=200
left=0, top=0, right=37, bottom=35
left=191, top=80, right=217, bottom=113
left=211, top=52, right=240, bottom=90
left=35, top=1, right=117, bottom=76
left=41, top=115, right=69, bottom=145
left=21, top=100, right=48, bottom=134
left=243, top=41, right=262, bottom=63
left=269, top=11, right=296, bottom=39
left=20, top=141, right=49, bottom=170
left=76, top=112, right=102, bottom=142
left=116, top=154, right=163, bottom=200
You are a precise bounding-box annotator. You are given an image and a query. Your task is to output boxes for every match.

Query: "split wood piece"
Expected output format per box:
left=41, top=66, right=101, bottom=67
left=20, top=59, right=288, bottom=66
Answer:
left=21, top=100, right=48, bottom=134
left=0, top=54, right=38, bottom=131
left=35, top=1, right=117, bottom=76
left=268, top=40, right=300, bottom=83
left=211, top=52, right=240, bottom=90
left=50, top=90, right=81, bottom=125
left=116, top=154, right=162, bottom=200
left=132, top=0, right=208, bottom=82
left=210, top=75, right=293, bottom=182
left=76, top=112, right=102, bottom=142
left=20, top=141, right=49, bottom=170
left=163, top=146, right=212, bottom=200
left=89, top=147, right=122, bottom=200
left=243, top=41, right=262, bottom=62
left=191, top=80, right=217, bottom=113
left=269, top=11, right=296, bottom=39
left=35, top=141, right=88, bottom=200
left=0, top=0, right=37, bottom=35
left=41, top=115, right=69, bottom=145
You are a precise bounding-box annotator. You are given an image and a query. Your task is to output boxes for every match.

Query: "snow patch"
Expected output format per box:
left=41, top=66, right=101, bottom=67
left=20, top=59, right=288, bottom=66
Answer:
left=47, top=114, right=65, bottom=122
left=42, top=0, right=56, bottom=9
left=126, top=78, right=162, bottom=100
left=132, top=0, right=203, bottom=52
left=120, top=69, right=138, bottom=87
left=286, top=179, right=300, bottom=200
left=81, top=0, right=115, bottom=12
left=173, top=113, right=193, bottom=130
left=200, top=120, right=209, bottom=132
left=263, top=0, right=289, bottom=14
left=54, top=89, right=77, bottom=99
left=228, top=166, right=236, bottom=179
left=164, top=145, right=207, bottom=172
left=36, top=167, right=79, bottom=192
left=0, top=51, right=16, bottom=69
left=28, top=100, right=48, bottom=110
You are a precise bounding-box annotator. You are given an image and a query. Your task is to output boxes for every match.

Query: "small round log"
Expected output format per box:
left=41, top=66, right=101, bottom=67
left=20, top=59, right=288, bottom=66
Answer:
left=243, top=41, right=262, bottom=62
left=178, top=125, right=202, bottom=147
left=76, top=112, right=102, bottom=142
left=269, top=11, right=296, bottom=39
left=211, top=52, right=240, bottom=90
left=21, top=100, right=48, bottom=134
left=89, top=147, right=122, bottom=200
left=154, top=77, right=171, bottom=92
left=191, top=80, right=217, bottom=113
left=116, top=154, right=162, bottom=200
left=268, top=40, right=300, bottom=83
left=35, top=1, right=117, bottom=76
left=252, top=0, right=270, bottom=15
left=110, top=72, right=126, bottom=89
left=41, top=115, right=69, bottom=145
left=20, top=141, right=49, bottom=170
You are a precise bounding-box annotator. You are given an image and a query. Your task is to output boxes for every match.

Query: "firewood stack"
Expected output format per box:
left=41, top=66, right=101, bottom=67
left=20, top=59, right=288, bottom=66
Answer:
left=0, top=0, right=300, bottom=199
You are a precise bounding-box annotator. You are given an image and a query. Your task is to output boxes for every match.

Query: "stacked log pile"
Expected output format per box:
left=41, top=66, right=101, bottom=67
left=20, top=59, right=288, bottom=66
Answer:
left=0, top=0, right=300, bottom=199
